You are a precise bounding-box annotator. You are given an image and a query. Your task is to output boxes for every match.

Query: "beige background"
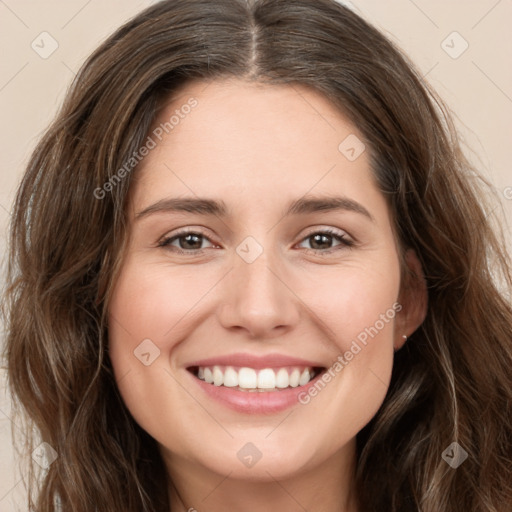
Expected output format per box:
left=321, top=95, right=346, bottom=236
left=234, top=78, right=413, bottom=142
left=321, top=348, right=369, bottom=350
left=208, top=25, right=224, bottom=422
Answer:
left=0, top=0, right=511, bottom=509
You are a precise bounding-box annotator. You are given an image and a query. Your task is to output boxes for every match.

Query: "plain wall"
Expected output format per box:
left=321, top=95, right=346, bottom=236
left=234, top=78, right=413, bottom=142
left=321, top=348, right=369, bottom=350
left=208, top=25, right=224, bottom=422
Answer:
left=1, top=0, right=511, bottom=509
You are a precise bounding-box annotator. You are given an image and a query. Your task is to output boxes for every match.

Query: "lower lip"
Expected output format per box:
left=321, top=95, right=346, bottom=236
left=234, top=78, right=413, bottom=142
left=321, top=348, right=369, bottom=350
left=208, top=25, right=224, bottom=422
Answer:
left=188, top=370, right=325, bottom=414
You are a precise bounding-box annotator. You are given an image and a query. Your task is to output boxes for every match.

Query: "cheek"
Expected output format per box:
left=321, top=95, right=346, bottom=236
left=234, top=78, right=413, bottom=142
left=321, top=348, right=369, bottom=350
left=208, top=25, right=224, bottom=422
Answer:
left=293, top=259, right=401, bottom=350
left=293, top=259, right=400, bottom=419
left=108, top=260, right=218, bottom=354
left=107, top=257, right=226, bottom=422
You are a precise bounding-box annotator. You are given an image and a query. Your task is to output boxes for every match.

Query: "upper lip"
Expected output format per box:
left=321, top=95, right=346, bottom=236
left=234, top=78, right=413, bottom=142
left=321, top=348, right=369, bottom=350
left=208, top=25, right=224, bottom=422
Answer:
left=186, top=353, right=326, bottom=369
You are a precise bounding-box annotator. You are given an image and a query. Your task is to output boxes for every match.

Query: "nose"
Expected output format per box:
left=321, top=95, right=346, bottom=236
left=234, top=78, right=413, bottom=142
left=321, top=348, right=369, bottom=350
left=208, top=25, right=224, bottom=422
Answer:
left=217, top=243, right=301, bottom=339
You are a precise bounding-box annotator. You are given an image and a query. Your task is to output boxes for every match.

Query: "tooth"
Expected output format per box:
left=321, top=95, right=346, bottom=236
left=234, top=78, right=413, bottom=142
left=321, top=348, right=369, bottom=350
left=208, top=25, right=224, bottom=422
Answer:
left=198, top=365, right=316, bottom=389
left=204, top=367, right=213, bottom=384
left=275, top=368, right=289, bottom=388
left=289, top=368, right=300, bottom=387
left=299, top=368, right=311, bottom=386
left=223, top=366, right=238, bottom=387
left=213, top=366, right=223, bottom=386
left=238, top=367, right=257, bottom=389
left=257, top=368, right=276, bottom=389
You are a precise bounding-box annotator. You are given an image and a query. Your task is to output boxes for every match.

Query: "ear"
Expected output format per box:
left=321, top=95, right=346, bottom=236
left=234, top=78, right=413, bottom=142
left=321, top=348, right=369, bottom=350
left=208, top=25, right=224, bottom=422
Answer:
left=394, top=249, right=428, bottom=351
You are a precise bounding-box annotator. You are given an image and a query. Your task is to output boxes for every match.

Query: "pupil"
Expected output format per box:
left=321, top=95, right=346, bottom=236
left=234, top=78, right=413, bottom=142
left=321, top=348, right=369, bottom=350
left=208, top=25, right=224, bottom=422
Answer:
left=181, top=234, right=202, bottom=250
left=311, top=234, right=332, bottom=250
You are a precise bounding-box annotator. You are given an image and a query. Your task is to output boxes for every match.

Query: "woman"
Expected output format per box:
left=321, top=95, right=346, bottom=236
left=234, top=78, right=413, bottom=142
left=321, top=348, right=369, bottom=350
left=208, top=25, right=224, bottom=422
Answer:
left=2, top=0, right=511, bottom=511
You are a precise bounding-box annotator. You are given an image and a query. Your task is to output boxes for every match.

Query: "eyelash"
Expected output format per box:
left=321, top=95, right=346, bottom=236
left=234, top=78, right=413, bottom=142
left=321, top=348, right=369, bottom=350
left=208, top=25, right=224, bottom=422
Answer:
left=157, top=228, right=355, bottom=256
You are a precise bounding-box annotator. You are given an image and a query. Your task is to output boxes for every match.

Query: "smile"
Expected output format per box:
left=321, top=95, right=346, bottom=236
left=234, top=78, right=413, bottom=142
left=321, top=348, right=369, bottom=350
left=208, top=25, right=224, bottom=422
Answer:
left=190, top=365, right=322, bottom=391
left=185, top=355, right=328, bottom=413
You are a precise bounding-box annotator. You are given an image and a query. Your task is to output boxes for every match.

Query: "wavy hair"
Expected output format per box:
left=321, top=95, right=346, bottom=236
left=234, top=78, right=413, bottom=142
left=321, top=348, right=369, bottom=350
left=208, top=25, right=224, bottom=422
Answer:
left=2, top=0, right=511, bottom=510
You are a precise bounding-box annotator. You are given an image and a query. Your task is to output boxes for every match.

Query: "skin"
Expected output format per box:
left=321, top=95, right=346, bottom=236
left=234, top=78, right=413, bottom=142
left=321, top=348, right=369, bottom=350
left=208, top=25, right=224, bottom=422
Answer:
left=108, top=78, right=427, bottom=512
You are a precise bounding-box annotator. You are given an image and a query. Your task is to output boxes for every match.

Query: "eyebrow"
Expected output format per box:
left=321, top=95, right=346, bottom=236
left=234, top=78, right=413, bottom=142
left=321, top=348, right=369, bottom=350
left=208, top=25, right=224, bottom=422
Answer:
left=135, top=195, right=374, bottom=222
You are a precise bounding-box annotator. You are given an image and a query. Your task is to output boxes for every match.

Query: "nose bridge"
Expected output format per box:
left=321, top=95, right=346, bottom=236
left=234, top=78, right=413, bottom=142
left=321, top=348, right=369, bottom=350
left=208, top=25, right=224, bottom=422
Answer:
left=218, top=235, right=300, bottom=337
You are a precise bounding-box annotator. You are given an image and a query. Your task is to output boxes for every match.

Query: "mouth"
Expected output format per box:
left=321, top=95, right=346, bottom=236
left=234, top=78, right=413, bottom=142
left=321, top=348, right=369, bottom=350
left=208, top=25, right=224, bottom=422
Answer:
left=187, top=365, right=327, bottom=392
left=185, top=353, right=329, bottom=413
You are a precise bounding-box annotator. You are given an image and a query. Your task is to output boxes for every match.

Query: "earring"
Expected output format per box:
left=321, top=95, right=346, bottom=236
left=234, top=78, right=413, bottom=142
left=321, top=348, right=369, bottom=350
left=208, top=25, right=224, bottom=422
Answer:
left=395, top=334, right=409, bottom=353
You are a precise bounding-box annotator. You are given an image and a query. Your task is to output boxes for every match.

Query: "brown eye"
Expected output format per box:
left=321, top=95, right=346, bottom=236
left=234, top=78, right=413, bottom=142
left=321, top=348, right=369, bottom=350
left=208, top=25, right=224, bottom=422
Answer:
left=297, top=229, right=354, bottom=253
left=158, top=230, right=216, bottom=253
left=175, top=233, right=204, bottom=250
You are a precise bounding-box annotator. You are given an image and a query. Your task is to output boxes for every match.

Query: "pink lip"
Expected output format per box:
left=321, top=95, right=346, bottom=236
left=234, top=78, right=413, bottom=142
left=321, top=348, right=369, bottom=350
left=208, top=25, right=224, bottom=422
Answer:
left=187, top=369, right=326, bottom=414
left=185, top=352, right=327, bottom=415
left=186, top=352, right=324, bottom=370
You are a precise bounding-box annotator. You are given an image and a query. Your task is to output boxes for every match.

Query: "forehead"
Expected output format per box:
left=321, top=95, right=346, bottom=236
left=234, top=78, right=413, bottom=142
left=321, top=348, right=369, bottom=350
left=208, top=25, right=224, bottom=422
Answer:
left=130, top=78, right=381, bottom=217
left=144, top=78, right=361, bottom=159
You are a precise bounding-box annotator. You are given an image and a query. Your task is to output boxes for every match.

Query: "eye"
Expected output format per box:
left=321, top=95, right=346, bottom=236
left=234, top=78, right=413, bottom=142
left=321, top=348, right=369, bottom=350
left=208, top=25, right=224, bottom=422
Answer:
left=157, top=230, right=217, bottom=254
left=296, top=228, right=354, bottom=253
left=157, top=227, right=354, bottom=256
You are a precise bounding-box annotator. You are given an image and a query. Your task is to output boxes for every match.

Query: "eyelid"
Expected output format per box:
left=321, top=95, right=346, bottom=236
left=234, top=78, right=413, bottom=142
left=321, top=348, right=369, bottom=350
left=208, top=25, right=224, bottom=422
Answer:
left=300, top=225, right=353, bottom=242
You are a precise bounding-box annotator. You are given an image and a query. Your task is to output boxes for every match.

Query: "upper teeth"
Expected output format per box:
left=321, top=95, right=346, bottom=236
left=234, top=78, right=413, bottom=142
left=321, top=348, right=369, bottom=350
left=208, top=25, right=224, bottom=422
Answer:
left=196, top=366, right=315, bottom=390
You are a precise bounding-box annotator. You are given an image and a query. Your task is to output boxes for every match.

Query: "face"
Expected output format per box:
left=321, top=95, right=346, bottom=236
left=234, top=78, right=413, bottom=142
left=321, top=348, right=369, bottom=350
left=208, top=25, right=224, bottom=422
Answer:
left=108, top=78, right=426, bottom=487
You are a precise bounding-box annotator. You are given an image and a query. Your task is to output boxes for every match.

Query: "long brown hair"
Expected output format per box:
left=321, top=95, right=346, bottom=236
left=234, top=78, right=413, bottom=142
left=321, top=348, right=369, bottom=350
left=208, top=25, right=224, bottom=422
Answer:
left=2, top=0, right=511, bottom=510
